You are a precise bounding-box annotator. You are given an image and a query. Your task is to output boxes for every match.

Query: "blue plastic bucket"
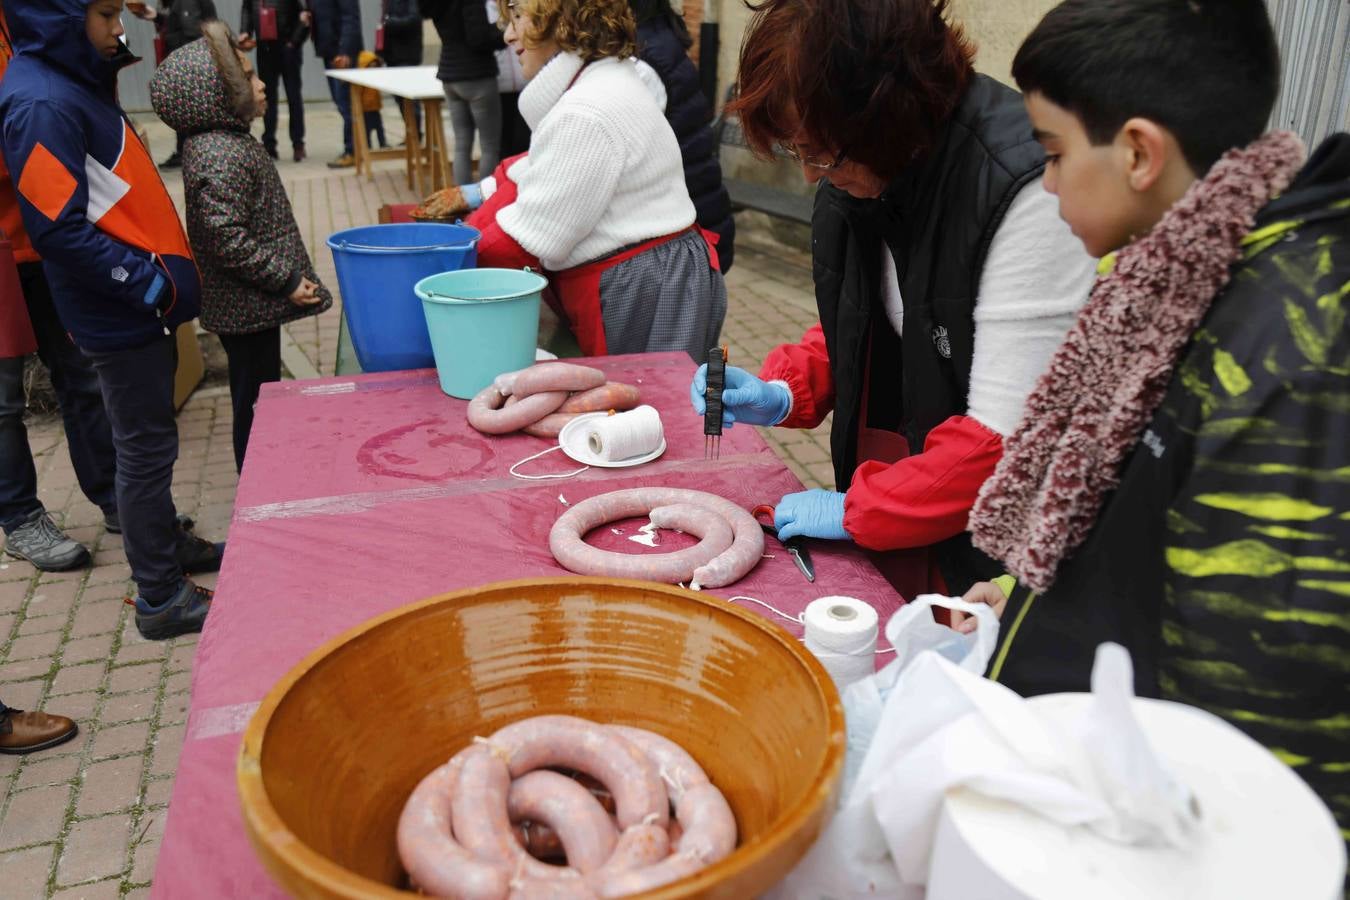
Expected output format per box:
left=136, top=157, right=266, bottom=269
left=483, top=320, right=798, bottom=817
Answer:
left=415, top=268, right=549, bottom=399
left=326, top=224, right=480, bottom=371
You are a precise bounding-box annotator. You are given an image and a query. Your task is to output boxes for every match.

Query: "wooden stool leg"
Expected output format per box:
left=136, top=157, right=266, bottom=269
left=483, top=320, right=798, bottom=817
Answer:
left=348, top=82, right=370, bottom=178
left=401, top=98, right=421, bottom=195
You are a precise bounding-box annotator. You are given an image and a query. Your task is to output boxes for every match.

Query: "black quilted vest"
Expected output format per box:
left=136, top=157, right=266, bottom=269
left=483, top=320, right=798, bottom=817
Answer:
left=811, top=74, right=1045, bottom=592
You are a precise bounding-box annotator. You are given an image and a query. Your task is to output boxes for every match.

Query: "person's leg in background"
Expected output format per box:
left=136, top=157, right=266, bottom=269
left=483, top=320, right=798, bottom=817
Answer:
left=281, top=43, right=306, bottom=161
left=256, top=40, right=283, bottom=159
left=0, top=696, right=77, bottom=755
left=325, top=58, right=355, bottom=167
left=0, top=355, right=88, bottom=571
left=217, top=328, right=281, bottom=473
left=84, top=336, right=220, bottom=639
left=20, top=265, right=118, bottom=533
left=461, top=76, right=502, bottom=182
left=444, top=81, right=475, bottom=185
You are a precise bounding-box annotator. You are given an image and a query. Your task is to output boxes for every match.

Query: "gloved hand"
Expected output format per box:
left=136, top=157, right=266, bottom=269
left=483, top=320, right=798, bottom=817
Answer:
left=412, top=182, right=483, bottom=221
left=689, top=364, right=791, bottom=428
left=775, top=489, right=850, bottom=541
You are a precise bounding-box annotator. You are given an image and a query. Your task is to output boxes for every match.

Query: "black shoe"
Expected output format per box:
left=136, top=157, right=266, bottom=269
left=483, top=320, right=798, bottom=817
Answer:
left=135, top=579, right=212, bottom=640
left=104, top=511, right=195, bottom=535
left=177, top=533, right=225, bottom=574
left=160, top=151, right=181, bottom=169
left=265, top=145, right=279, bottom=160
left=293, top=143, right=306, bottom=162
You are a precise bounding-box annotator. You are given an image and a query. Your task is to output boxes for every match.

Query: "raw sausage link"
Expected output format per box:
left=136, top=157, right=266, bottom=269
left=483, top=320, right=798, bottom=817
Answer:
left=522, top=411, right=583, bottom=439
left=590, top=852, right=704, bottom=899
left=549, top=488, right=764, bottom=588
left=397, top=753, right=511, bottom=900
left=496, top=363, right=606, bottom=398
left=608, top=726, right=711, bottom=801
left=451, top=745, right=586, bottom=882
left=593, top=823, right=670, bottom=875
left=488, top=715, right=669, bottom=830
left=562, top=502, right=733, bottom=584
left=558, top=383, right=642, bottom=414
left=468, top=386, right=568, bottom=435
left=507, top=770, right=619, bottom=874
left=671, top=783, right=737, bottom=863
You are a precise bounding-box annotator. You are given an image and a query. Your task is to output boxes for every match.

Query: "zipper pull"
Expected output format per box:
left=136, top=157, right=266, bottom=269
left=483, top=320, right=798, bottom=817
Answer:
left=156, top=308, right=170, bottom=336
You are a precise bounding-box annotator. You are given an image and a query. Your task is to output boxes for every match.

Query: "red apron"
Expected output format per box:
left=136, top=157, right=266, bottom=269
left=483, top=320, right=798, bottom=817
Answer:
left=548, top=225, right=720, bottom=357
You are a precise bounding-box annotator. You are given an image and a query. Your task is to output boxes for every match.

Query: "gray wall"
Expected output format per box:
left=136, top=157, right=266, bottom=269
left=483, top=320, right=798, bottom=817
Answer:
left=1265, top=0, right=1350, bottom=148
left=118, top=0, right=424, bottom=112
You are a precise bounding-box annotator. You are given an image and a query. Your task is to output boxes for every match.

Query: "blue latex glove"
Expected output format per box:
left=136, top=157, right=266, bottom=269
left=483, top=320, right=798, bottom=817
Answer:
left=689, top=364, right=791, bottom=428
left=775, top=489, right=850, bottom=541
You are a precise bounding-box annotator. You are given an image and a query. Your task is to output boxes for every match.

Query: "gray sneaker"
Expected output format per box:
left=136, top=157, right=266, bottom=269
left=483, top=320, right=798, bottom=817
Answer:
left=3, top=510, right=91, bottom=572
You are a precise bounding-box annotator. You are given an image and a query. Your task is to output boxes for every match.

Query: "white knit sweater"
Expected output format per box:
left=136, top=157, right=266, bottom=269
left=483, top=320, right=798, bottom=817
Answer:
left=496, top=53, right=696, bottom=271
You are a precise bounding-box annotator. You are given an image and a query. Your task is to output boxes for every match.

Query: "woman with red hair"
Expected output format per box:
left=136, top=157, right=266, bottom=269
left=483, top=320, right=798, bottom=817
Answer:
left=691, top=0, right=1096, bottom=595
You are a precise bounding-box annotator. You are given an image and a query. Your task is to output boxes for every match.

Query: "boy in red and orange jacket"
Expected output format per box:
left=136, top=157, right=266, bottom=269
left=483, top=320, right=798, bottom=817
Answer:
left=0, top=0, right=224, bottom=640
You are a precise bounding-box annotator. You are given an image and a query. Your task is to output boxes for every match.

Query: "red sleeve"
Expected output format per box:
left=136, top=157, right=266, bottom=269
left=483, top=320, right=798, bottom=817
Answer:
left=843, top=414, right=1003, bottom=550
left=465, top=153, right=539, bottom=271
left=759, top=323, right=835, bottom=428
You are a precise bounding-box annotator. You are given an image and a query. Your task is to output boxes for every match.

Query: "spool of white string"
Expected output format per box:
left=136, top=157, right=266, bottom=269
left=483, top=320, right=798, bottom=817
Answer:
left=803, top=596, right=878, bottom=691
left=586, top=405, right=663, bottom=461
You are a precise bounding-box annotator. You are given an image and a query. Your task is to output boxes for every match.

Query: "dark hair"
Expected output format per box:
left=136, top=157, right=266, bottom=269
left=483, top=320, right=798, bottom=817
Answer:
left=730, top=0, right=975, bottom=181
left=1012, top=0, right=1280, bottom=175
left=630, top=0, right=691, bottom=49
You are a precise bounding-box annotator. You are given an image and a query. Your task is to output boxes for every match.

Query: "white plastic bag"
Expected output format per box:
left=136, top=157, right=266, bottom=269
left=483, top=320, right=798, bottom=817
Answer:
left=840, top=594, right=1000, bottom=796
left=768, top=595, right=1001, bottom=900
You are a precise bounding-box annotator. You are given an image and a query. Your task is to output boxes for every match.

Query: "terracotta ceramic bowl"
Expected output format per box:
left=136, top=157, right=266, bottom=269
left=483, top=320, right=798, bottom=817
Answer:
left=237, top=577, right=845, bottom=899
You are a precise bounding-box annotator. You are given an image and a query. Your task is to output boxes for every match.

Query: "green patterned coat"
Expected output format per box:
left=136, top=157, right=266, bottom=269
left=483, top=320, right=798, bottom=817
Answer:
left=990, top=135, right=1350, bottom=848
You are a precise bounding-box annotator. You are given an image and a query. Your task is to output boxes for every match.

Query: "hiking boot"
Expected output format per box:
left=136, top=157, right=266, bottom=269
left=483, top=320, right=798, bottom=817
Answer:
left=293, top=143, right=306, bottom=162
left=327, top=153, right=355, bottom=169
left=3, top=510, right=90, bottom=571
left=160, top=151, right=182, bottom=169
left=104, top=511, right=196, bottom=535
left=177, top=533, right=225, bottom=574
left=135, top=579, right=212, bottom=640
left=0, top=708, right=78, bottom=755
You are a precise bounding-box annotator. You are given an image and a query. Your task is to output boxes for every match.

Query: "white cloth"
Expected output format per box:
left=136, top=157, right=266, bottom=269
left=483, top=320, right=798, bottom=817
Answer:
left=879, top=176, right=1097, bottom=437
left=773, top=644, right=1204, bottom=900
left=496, top=53, right=695, bottom=271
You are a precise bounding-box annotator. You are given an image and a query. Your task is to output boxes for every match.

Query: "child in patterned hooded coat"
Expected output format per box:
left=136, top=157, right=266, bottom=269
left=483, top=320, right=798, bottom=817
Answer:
left=150, top=20, right=332, bottom=473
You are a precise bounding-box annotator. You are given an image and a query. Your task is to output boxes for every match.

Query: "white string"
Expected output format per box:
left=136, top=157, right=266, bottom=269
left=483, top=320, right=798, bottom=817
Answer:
left=508, top=444, right=591, bottom=480
left=586, top=405, right=663, bottom=461
left=725, top=595, right=897, bottom=653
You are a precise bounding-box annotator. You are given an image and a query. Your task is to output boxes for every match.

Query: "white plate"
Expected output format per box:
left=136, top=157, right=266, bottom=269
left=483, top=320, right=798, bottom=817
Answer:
left=558, top=412, right=667, bottom=468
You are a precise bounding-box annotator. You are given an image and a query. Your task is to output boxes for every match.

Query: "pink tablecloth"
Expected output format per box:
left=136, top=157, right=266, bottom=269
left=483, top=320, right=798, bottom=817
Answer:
left=151, top=352, right=906, bottom=898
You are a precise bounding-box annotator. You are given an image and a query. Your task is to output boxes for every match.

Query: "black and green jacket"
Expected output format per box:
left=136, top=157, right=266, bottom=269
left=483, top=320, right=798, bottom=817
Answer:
left=989, top=134, right=1350, bottom=846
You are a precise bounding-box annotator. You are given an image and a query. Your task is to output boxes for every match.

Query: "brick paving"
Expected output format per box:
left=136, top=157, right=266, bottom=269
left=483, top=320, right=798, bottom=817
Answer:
left=0, top=104, right=833, bottom=897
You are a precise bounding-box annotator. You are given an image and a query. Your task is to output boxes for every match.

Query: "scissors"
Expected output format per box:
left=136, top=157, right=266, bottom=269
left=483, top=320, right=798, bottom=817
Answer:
left=752, top=505, right=816, bottom=583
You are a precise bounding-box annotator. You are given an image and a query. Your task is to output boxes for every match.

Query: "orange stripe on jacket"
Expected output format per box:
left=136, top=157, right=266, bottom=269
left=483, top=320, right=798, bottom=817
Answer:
left=16, top=142, right=77, bottom=223
left=0, top=9, right=37, bottom=262
left=86, top=121, right=192, bottom=259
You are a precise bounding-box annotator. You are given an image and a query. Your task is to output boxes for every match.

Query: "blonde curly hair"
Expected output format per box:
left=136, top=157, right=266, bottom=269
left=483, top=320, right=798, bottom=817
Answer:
left=497, top=0, right=636, bottom=62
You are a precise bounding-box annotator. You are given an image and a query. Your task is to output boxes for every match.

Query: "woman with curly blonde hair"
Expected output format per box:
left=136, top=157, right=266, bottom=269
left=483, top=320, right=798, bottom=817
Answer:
left=421, top=0, right=726, bottom=359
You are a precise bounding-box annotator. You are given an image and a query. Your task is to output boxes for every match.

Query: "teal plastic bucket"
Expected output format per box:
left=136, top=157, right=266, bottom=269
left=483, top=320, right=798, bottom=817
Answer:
left=415, top=268, right=549, bottom=398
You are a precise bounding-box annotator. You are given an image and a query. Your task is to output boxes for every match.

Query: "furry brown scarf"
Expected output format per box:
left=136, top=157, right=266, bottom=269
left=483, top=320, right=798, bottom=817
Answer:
left=969, top=130, right=1306, bottom=592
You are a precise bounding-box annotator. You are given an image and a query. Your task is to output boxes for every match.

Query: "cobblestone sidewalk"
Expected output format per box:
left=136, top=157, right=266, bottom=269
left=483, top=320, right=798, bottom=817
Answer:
left=0, top=105, right=833, bottom=898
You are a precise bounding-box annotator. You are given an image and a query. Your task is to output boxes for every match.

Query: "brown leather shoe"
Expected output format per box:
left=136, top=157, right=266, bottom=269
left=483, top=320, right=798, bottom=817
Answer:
left=0, top=708, right=78, bottom=754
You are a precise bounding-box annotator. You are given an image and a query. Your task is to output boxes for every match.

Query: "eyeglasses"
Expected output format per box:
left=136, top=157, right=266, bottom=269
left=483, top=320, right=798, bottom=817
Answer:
left=778, top=141, right=848, bottom=170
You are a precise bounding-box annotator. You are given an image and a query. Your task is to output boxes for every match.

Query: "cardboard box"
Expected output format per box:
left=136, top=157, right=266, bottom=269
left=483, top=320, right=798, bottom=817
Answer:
left=173, top=321, right=203, bottom=410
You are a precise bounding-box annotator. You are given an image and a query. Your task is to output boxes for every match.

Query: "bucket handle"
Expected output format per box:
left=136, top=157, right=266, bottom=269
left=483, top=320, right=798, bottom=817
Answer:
left=334, top=239, right=476, bottom=253
left=422, top=267, right=545, bottom=302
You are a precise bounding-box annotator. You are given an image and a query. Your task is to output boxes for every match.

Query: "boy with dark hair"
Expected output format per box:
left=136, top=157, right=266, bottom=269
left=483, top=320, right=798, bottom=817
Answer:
left=0, top=0, right=225, bottom=640
left=963, top=0, right=1348, bottom=848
